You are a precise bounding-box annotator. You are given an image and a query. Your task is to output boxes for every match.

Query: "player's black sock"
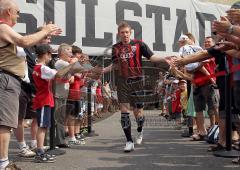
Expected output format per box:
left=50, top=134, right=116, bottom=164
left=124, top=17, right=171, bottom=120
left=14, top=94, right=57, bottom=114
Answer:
left=121, top=113, right=133, bottom=142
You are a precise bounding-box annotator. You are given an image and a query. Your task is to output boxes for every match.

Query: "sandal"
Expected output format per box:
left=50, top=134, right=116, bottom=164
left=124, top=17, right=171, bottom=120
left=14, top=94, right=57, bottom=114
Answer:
left=181, top=129, right=193, bottom=138
left=208, top=143, right=225, bottom=152
left=232, top=144, right=240, bottom=151
left=191, top=134, right=206, bottom=141
left=232, top=140, right=240, bottom=145
left=232, top=157, right=240, bottom=164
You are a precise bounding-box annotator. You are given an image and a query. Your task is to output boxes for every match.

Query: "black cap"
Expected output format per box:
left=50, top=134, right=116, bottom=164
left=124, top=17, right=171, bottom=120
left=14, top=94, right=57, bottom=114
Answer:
left=231, top=1, right=240, bottom=9
left=35, top=44, right=52, bottom=57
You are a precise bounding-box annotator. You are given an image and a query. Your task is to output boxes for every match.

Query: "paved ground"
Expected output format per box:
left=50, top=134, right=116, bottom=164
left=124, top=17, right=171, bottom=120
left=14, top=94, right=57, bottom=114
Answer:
left=9, top=110, right=240, bottom=170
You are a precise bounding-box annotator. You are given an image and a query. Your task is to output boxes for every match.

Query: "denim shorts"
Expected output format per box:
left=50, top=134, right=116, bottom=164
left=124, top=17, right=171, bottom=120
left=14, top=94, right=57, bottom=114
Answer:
left=36, top=106, right=52, bottom=128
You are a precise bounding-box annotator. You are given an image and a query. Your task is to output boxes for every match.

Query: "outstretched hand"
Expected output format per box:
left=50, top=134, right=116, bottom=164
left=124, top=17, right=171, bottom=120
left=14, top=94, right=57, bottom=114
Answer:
left=214, top=41, right=237, bottom=51
left=87, top=66, right=103, bottom=80
left=42, top=21, right=62, bottom=36
left=212, top=16, right=231, bottom=34
left=164, top=56, right=180, bottom=66
left=173, top=57, right=185, bottom=67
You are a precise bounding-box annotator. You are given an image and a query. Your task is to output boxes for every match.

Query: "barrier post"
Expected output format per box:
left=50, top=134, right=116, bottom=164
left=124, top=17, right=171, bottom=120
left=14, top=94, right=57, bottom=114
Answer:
left=86, top=80, right=98, bottom=137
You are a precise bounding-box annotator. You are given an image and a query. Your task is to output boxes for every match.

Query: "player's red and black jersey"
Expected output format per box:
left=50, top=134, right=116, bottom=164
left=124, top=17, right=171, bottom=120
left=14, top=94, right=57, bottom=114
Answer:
left=112, top=39, right=153, bottom=78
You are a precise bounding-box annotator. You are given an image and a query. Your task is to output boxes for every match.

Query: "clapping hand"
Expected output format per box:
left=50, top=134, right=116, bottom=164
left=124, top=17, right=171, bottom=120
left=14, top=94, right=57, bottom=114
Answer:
left=214, top=41, right=237, bottom=51
left=212, top=16, right=231, bottom=34
left=42, top=21, right=62, bottom=36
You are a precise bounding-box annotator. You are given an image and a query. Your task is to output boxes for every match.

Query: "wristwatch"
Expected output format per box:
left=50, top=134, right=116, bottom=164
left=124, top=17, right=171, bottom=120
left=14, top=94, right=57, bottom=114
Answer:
left=227, top=25, right=234, bottom=34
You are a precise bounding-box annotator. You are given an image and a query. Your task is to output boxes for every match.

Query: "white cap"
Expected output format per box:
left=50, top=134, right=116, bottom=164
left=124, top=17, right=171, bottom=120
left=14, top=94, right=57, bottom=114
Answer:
left=173, top=79, right=179, bottom=84
left=179, top=80, right=187, bottom=84
left=178, top=35, right=189, bottom=42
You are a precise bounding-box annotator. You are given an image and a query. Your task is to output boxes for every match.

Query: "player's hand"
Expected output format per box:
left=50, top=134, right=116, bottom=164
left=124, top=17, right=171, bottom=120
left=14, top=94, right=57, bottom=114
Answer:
left=173, top=57, right=185, bottom=67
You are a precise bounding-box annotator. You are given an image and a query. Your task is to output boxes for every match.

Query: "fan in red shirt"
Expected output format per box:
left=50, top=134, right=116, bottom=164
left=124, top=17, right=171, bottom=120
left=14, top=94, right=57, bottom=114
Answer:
left=171, top=80, right=182, bottom=126
left=66, top=45, right=87, bottom=142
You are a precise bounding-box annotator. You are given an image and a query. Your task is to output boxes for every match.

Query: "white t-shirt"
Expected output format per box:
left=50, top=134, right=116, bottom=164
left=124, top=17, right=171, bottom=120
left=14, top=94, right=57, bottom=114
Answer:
left=17, top=47, right=30, bottom=83
left=40, top=65, right=57, bottom=80
left=179, top=45, right=202, bottom=71
left=54, top=59, right=70, bottom=98
left=179, top=45, right=202, bottom=56
left=55, top=59, right=69, bottom=70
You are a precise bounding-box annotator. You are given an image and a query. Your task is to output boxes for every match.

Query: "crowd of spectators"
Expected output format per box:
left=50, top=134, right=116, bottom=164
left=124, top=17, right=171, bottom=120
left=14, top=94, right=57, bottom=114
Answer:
left=1, top=0, right=240, bottom=169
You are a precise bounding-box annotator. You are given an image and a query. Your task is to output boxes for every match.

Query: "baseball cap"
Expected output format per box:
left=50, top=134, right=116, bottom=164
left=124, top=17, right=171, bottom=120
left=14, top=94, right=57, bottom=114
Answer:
left=35, top=44, right=53, bottom=56
left=231, top=2, right=240, bottom=9
left=179, top=79, right=187, bottom=84
left=173, top=79, right=179, bottom=84
left=178, top=35, right=189, bottom=42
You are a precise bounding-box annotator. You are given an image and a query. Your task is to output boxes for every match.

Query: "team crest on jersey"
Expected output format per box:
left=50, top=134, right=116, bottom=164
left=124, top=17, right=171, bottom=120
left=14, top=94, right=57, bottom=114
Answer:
left=120, top=45, right=131, bottom=53
left=131, top=46, right=136, bottom=53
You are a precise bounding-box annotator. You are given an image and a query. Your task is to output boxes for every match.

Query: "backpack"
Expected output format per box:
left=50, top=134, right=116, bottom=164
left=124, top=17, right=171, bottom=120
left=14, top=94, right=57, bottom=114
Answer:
left=207, top=125, right=219, bottom=144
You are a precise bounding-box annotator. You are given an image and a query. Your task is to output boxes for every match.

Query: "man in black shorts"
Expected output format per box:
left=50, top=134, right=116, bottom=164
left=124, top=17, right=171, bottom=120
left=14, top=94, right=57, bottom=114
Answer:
left=103, top=21, right=169, bottom=152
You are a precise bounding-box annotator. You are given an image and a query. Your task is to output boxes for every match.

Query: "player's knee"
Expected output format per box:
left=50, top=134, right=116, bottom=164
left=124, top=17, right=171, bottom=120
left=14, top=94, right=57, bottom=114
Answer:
left=121, top=113, right=131, bottom=129
left=136, top=115, right=145, bottom=127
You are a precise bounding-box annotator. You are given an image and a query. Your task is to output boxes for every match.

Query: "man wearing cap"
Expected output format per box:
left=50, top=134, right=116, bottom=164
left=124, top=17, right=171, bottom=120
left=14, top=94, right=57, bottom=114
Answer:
left=178, top=33, right=218, bottom=140
left=0, top=0, right=61, bottom=169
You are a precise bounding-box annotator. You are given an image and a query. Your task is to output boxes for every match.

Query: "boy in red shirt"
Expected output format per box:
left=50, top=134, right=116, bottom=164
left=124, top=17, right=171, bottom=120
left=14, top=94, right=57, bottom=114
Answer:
left=32, top=44, right=57, bottom=163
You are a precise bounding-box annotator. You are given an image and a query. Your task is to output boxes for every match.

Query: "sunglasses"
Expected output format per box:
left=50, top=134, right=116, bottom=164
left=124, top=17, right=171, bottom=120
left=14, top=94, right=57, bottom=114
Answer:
left=11, top=8, right=20, bottom=15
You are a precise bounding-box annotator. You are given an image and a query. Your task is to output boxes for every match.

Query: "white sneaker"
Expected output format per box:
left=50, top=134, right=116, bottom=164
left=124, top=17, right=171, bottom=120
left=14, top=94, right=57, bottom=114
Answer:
left=43, top=145, right=50, bottom=151
left=30, top=145, right=50, bottom=152
left=68, top=139, right=86, bottom=145
left=18, top=147, right=36, bottom=157
left=124, top=141, right=134, bottom=152
left=136, top=131, right=143, bottom=145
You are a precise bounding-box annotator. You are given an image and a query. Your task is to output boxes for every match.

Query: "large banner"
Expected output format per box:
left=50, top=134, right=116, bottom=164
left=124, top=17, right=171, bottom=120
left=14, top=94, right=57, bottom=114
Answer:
left=15, top=0, right=229, bottom=55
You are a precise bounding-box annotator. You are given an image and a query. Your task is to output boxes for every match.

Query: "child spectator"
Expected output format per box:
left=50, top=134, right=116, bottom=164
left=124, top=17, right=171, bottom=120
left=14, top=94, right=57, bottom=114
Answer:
left=32, top=44, right=57, bottom=163
left=179, top=80, right=188, bottom=121
left=171, top=80, right=182, bottom=129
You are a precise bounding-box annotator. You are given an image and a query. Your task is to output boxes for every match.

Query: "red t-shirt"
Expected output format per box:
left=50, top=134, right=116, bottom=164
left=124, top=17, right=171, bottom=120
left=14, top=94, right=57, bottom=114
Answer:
left=32, top=64, right=56, bottom=110
left=68, top=75, right=85, bottom=101
left=96, top=86, right=103, bottom=103
left=96, top=86, right=102, bottom=96
left=172, top=89, right=181, bottom=113
left=193, top=59, right=216, bottom=86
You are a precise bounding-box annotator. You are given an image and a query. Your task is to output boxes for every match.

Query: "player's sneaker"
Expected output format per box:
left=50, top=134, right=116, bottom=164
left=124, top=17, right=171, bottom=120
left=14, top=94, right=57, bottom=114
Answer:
left=124, top=141, right=134, bottom=152
left=136, top=131, right=143, bottom=145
